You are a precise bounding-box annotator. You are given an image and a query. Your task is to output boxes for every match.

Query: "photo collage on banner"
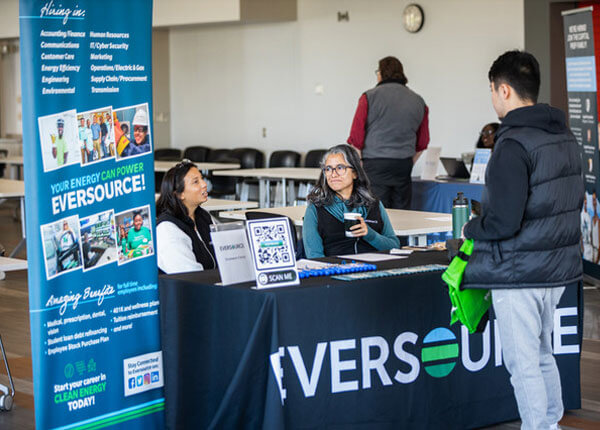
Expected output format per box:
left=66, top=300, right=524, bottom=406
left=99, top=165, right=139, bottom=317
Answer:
left=19, top=0, right=165, bottom=428
left=563, top=7, right=600, bottom=268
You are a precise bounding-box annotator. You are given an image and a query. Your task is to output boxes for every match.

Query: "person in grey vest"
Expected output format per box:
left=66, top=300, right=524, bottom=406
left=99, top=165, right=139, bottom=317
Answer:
left=347, top=56, right=429, bottom=209
left=462, top=50, right=583, bottom=429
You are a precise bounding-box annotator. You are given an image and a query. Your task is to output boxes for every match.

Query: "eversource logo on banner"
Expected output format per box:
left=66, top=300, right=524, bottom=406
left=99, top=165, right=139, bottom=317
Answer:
left=269, top=307, right=579, bottom=404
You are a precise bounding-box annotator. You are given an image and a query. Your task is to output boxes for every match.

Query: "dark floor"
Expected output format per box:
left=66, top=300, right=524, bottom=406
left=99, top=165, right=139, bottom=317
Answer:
left=0, top=200, right=599, bottom=429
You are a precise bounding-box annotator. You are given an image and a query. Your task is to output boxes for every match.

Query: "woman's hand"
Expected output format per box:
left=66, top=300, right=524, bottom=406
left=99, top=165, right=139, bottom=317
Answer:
left=349, top=216, right=368, bottom=237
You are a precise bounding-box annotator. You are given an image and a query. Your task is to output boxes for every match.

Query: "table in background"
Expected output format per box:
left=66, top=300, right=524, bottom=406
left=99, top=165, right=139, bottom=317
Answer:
left=154, top=195, right=259, bottom=212
left=213, top=167, right=320, bottom=207
left=219, top=206, right=452, bottom=245
left=411, top=178, right=484, bottom=213
left=154, top=160, right=240, bottom=173
left=0, top=256, right=27, bottom=280
left=201, top=198, right=258, bottom=212
left=0, top=156, right=24, bottom=180
left=0, top=179, right=26, bottom=257
left=159, top=251, right=582, bottom=429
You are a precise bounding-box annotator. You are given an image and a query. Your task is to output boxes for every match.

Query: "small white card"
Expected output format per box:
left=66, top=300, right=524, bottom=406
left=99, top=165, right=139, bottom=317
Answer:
left=336, top=253, right=407, bottom=262
left=246, top=217, right=300, bottom=289
left=421, top=147, right=441, bottom=180
left=210, top=226, right=255, bottom=285
left=470, top=148, right=491, bottom=184
left=390, top=248, right=413, bottom=255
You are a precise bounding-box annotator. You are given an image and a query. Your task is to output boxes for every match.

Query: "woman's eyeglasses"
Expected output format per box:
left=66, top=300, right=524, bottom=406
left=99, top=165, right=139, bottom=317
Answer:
left=323, top=164, right=353, bottom=176
left=480, top=129, right=495, bottom=137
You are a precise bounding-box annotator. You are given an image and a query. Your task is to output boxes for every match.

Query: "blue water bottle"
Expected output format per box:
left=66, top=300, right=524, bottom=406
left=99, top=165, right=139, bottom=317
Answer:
left=452, top=192, right=469, bottom=239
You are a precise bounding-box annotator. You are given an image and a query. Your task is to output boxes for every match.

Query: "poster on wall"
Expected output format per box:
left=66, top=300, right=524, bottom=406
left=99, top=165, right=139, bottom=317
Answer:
left=19, top=0, right=165, bottom=428
left=562, top=6, right=600, bottom=273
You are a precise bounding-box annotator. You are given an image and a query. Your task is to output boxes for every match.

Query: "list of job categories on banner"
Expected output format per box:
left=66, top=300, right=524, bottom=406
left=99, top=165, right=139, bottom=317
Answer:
left=563, top=8, right=600, bottom=268
left=19, top=1, right=164, bottom=428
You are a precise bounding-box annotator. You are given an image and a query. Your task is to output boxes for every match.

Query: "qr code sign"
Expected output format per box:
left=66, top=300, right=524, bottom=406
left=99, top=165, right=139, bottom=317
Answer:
left=248, top=219, right=293, bottom=270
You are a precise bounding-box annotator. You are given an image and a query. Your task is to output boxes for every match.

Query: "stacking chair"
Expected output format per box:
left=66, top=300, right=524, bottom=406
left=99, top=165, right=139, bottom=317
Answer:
left=269, top=150, right=301, bottom=206
left=154, top=148, right=183, bottom=192
left=154, top=148, right=182, bottom=161
left=297, top=149, right=327, bottom=204
left=206, top=149, right=237, bottom=198
left=304, top=149, right=327, bottom=168
left=229, top=148, right=265, bottom=201
left=0, top=150, right=7, bottom=179
left=183, top=146, right=211, bottom=162
left=0, top=334, right=15, bottom=411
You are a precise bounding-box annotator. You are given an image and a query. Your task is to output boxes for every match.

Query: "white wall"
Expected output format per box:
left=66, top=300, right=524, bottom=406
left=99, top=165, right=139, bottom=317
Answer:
left=169, top=0, right=524, bottom=169
left=0, top=0, right=18, bottom=38
left=153, top=0, right=240, bottom=27
left=0, top=47, right=21, bottom=137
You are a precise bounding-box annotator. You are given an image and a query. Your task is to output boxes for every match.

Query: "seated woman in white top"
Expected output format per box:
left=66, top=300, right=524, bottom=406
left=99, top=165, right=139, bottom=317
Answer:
left=156, top=160, right=217, bottom=274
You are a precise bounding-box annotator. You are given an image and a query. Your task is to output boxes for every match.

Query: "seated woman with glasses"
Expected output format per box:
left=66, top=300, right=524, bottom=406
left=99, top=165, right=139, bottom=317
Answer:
left=476, top=122, right=499, bottom=150
left=302, top=144, right=399, bottom=258
left=156, top=160, right=217, bottom=274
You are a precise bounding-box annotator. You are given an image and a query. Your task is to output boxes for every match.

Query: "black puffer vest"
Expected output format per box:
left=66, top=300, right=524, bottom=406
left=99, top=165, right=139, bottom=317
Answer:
left=157, top=207, right=217, bottom=272
left=463, top=106, right=583, bottom=289
left=317, top=204, right=384, bottom=256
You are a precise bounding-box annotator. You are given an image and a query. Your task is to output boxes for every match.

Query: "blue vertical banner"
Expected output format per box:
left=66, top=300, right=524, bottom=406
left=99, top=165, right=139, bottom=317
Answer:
left=19, top=1, right=165, bottom=428
left=563, top=7, right=600, bottom=275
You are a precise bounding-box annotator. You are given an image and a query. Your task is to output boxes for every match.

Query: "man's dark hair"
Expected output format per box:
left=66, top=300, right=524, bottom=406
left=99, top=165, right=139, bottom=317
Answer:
left=488, top=50, right=540, bottom=103
left=378, top=56, right=408, bottom=84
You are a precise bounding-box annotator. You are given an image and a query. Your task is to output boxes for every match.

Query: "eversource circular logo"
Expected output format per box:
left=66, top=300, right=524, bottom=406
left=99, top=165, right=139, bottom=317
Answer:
left=421, top=327, right=459, bottom=378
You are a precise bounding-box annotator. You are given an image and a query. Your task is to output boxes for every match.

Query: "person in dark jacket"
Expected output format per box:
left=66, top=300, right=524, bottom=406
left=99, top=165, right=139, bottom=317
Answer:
left=156, top=160, right=216, bottom=274
left=462, top=50, right=583, bottom=429
left=347, top=56, right=429, bottom=209
left=303, top=144, right=399, bottom=258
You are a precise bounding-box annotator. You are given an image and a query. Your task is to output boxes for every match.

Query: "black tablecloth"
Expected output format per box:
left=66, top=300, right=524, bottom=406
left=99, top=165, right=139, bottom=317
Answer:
left=159, top=251, right=582, bottom=429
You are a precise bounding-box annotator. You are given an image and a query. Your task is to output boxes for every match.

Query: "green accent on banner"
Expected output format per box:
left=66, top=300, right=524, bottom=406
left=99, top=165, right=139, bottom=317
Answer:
left=421, top=343, right=459, bottom=363
left=423, top=362, right=457, bottom=378
left=68, top=402, right=164, bottom=430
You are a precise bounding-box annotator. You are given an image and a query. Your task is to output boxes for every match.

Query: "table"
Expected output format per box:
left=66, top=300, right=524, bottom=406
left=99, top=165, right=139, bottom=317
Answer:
left=153, top=196, right=259, bottom=212
left=159, top=252, right=582, bottom=429
left=219, top=206, right=453, bottom=244
left=154, top=160, right=240, bottom=173
left=0, top=179, right=26, bottom=257
left=213, top=167, right=320, bottom=207
left=0, top=256, right=27, bottom=280
left=0, top=156, right=24, bottom=180
left=411, top=178, right=484, bottom=213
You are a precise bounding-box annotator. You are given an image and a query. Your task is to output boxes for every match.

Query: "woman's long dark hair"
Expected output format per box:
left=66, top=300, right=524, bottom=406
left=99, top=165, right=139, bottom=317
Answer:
left=307, top=144, right=377, bottom=209
left=156, top=160, right=196, bottom=220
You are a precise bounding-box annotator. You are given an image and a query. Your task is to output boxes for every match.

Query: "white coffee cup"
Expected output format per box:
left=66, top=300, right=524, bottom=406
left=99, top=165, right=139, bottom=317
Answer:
left=344, top=212, right=361, bottom=237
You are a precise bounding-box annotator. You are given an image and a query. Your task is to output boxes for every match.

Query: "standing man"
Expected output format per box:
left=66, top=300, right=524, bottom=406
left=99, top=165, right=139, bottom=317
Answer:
left=462, top=50, right=583, bottom=429
left=347, top=56, right=429, bottom=209
left=53, top=118, right=68, bottom=167
left=85, top=118, right=95, bottom=161
left=78, top=116, right=87, bottom=163
left=91, top=115, right=101, bottom=158
left=99, top=114, right=109, bottom=158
